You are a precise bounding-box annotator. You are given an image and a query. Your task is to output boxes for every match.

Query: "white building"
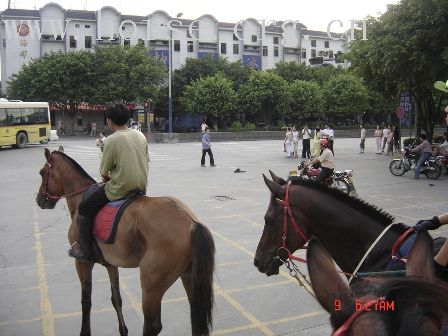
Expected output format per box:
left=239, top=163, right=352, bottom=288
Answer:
left=0, top=3, right=348, bottom=95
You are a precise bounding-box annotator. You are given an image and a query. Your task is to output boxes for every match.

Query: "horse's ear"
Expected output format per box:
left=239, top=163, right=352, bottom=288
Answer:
left=269, top=170, right=287, bottom=186
left=58, top=145, right=64, bottom=152
left=263, top=174, right=282, bottom=198
left=44, top=148, right=51, bottom=160
left=406, top=229, right=434, bottom=278
left=307, top=237, right=354, bottom=314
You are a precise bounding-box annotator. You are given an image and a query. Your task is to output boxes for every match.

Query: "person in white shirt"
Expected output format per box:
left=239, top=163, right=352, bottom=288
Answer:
left=292, top=126, right=299, bottom=158
left=359, top=124, right=367, bottom=153
left=201, top=120, right=208, bottom=133
left=301, top=124, right=311, bottom=158
left=381, top=125, right=389, bottom=153
left=284, top=127, right=294, bottom=158
left=328, top=124, right=335, bottom=155
left=309, top=139, right=335, bottom=182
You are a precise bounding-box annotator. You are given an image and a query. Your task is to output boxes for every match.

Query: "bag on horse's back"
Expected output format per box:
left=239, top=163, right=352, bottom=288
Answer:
left=83, top=185, right=144, bottom=244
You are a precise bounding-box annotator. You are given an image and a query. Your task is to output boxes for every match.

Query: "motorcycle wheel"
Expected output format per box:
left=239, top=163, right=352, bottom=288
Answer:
left=333, top=178, right=350, bottom=194
left=424, top=162, right=442, bottom=180
left=389, top=160, right=406, bottom=176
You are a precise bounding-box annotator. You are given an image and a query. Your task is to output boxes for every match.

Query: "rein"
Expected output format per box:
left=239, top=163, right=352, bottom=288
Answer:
left=273, top=181, right=415, bottom=285
left=43, top=153, right=98, bottom=200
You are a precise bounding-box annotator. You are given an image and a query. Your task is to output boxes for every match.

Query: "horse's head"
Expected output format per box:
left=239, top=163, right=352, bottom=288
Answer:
left=36, top=147, right=65, bottom=209
left=254, top=173, right=309, bottom=276
left=308, top=231, right=447, bottom=336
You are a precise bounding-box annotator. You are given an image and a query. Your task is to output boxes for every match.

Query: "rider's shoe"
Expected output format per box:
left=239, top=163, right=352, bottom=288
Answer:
left=68, top=215, right=94, bottom=262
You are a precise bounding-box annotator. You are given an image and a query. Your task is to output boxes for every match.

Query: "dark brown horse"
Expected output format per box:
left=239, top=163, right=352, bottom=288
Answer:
left=307, top=230, right=448, bottom=335
left=254, top=171, right=446, bottom=281
left=36, top=148, right=215, bottom=336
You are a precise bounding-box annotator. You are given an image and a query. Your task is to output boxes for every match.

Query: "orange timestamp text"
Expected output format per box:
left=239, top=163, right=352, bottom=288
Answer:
left=334, top=299, right=395, bottom=312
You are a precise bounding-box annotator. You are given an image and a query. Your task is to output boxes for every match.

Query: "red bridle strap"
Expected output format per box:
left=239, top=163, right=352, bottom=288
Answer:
left=332, top=298, right=382, bottom=336
left=390, top=227, right=414, bottom=263
left=275, top=181, right=309, bottom=263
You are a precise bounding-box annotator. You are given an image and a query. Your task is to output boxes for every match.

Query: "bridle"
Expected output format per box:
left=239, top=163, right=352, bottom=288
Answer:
left=273, top=181, right=309, bottom=264
left=42, top=152, right=95, bottom=201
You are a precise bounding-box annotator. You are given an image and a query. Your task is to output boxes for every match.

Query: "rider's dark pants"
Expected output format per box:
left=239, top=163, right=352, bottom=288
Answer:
left=302, top=139, right=311, bottom=158
left=414, top=152, right=431, bottom=179
left=79, top=184, right=110, bottom=217
left=316, top=167, right=334, bottom=183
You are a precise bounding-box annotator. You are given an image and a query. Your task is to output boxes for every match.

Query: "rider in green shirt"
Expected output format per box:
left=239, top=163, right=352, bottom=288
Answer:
left=69, top=103, right=149, bottom=262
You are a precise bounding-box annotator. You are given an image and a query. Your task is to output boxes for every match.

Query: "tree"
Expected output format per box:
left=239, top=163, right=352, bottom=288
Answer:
left=347, top=0, right=448, bottom=139
left=8, top=50, right=95, bottom=128
left=289, top=80, right=324, bottom=121
left=91, top=45, right=166, bottom=104
left=273, top=61, right=313, bottom=82
left=322, top=74, right=368, bottom=120
left=179, top=73, right=236, bottom=128
left=237, top=71, right=290, bottom=126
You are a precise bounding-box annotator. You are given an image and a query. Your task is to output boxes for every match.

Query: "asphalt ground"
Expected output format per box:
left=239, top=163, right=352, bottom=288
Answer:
left=0, top=137, right=447, bottom=336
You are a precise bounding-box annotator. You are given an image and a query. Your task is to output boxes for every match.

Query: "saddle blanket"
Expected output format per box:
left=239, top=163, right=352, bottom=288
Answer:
left=83, top=184, right=143, bottom=244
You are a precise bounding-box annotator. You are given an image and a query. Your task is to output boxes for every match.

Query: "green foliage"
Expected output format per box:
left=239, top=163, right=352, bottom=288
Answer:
left=347, top=0, right=448, bottom=138
left=322, top=74, right=368, bottom=117
left=272, top=62, right=313, bottom=82
left=179, top=73, right=236, bottom=123
left=237, top=71, right=290, bottom=126
left=245, top=122, right=256, bottom=130
left=230, top=121, right=243, bottom=129
left=289, top=80, right=324, bottom=120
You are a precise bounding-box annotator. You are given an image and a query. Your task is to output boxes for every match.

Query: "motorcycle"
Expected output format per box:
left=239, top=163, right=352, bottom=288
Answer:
left=389, top=146, right=442, bottom=179
left=292, top=161, right=353, bottom=194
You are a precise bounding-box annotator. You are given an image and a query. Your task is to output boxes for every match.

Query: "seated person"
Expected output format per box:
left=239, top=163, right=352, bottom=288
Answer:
left=308, top=139, right=335, bottom=182
left=432, top=132, right=448, bottom=157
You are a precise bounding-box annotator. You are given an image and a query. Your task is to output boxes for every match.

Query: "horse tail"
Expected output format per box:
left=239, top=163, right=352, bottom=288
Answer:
left=190, top=221, right=215, bottom=336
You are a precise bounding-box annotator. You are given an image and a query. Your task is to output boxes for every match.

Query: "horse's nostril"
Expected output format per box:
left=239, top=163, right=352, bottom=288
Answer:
left=253, top=259, right=259, bottom=267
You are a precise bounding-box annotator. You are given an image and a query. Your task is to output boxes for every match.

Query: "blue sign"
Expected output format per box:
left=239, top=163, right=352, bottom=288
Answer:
left=150, top=50, right=169, bottom=67
left=243, top=55, right=262, bottom=70
left=399, top=92, right=413, bottom=127
left=197, top=52, right=219, bottom=61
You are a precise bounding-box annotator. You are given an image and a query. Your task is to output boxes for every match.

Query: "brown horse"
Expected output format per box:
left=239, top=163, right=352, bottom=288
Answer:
left=307, top=230, right=448, bottom=335
left=254, top=171, right=446, bottom=282
left=35, top=148, right=215, bottom=336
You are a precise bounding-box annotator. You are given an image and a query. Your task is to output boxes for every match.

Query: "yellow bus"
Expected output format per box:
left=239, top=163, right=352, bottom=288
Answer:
left=0, top=101, right=51, bottom=149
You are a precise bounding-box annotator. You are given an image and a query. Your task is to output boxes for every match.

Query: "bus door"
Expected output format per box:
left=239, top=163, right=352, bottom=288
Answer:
left=0, top=108, right=10, bottom=145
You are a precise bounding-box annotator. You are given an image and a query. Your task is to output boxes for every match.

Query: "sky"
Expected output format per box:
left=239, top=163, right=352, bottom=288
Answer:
left=2, top=0, right=400, bottom=32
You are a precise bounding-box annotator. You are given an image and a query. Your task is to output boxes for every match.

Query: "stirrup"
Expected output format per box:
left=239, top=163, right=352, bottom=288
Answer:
left=68, top=242, right=94, bottom=262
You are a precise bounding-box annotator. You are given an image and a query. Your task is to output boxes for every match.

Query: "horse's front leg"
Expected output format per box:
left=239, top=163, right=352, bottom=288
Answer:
left=106, top=265, right=128, bottom=336
left=75, top=261, right=95, bottom=336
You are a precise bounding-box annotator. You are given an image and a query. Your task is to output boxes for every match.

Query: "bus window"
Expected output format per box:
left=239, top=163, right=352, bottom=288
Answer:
left=0, top=109, right=7, bottom=126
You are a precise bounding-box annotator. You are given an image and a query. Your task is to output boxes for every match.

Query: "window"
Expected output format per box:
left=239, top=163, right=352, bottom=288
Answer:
left=251, top=35, right=257, bottom=43
left=187, top=41, right=193, bottom=52
left=124, top=39, right=131, bottom=47
left=122, top=26, right=126, bottom=30
left=85, top=24, right=90, bottom=28
left=233, top=43, right=239, bottom=54
left=85, top=36, right=92, bottom=49
left=325, top=41, right=330, bottom=48
left=2, top=39, right=5, bottom=47
left=56, top=35, right=62, bottom=41
left=273, top=36, right=279, bottom=45
left=220, top=43, right=227, bottom=54
left=75, top=23, right=80, bottom=28
left=274, top=46, right=279, bottom=57
left=311, top=49, right=316, bottom=57
left=262, top=46, right=268, bottom=56
left=311, top=40, right=316, bottom=47
left=77, top=119, right=83, bottom=127
left=233, top=34, right=239, bottom=41
left=329, top=50, right=334, bottom=58
left=186, top=30, right=191, bottom=38
left=138, top=38, right=144, bottom=46
left=174, top=40, right=180, bottom=51
left=69, top=35, right=76, bottom=48
left=301, top=50, right=306, bottom=59
left=2, top=108, right=49, bottom=126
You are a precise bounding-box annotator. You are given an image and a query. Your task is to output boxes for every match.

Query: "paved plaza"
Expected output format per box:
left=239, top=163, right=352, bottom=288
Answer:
left=0, top=136, right=447, bottom=336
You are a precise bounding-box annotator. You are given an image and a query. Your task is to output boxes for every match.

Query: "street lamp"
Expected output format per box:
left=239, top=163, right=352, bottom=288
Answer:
left=161, top=13, right=183, bottom=135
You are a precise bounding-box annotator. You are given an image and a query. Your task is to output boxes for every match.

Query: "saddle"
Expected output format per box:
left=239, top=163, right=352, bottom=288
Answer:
left=83, top=184, right=144, bottom=244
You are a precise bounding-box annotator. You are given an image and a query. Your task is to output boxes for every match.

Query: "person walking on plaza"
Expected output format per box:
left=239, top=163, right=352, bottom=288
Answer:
left=411, top=133, right=432, bottom=179
left=414, top=212, right=448, bottom=278
left=359, top=124, right=367, bottom=153
left=284, top=127, right=293, bottom=158
left=201, top=127, right=215, bottom=167
left=69, top=103, right=149, bottom=262
left=328, top=124, right=335, bottom=155
left=393, top=125, right=401, bottom=153
left=384, top=125, right=394, bottom=156
left=302, top=124, right=311, bottom=158
left=381, top=124, right=389, bottom=153
left=374, top=125, right=382, bottom=154
left=313, top=125, right=321, bottom=157
left=201, top=120, right=208, bottom=133
left=292, top=126, right=299, bottom=158
left=90, top=121, right=97, bottom=137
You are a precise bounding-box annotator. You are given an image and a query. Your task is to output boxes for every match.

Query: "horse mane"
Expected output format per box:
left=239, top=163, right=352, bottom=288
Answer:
left=51, top=151, right=96, bottom=183
left=289, top=178, right=396, bottom=227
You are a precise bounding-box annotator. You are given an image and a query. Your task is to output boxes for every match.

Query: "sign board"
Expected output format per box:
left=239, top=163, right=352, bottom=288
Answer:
left=399, top=92, right=413, bottom=126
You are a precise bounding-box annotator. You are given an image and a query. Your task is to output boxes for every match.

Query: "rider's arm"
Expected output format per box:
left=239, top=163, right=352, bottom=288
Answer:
left=438, top=213, right=448, bottom=226
left=99, top=139, right=114, bottom=178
